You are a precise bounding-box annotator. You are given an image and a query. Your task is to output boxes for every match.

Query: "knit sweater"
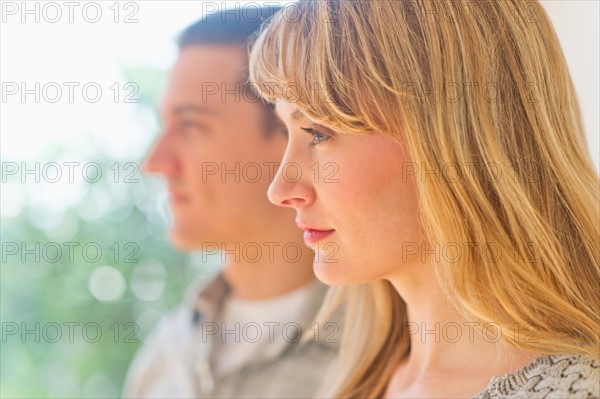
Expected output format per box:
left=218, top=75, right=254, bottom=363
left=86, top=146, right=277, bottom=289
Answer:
left=473, top=354, right=599, bottom=398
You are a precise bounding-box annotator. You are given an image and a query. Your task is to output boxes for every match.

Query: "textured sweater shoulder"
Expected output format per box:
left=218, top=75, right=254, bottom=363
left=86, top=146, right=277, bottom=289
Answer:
left=472, top=354, right=599, bottom=399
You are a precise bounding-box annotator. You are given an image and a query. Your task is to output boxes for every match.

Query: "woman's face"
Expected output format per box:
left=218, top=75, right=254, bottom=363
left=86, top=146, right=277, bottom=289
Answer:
left=270, top=100, right=424, bottom=285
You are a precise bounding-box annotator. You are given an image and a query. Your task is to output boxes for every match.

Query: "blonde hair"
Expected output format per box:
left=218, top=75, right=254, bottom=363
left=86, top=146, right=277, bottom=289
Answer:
left=249, top=1, right=600, bottom=397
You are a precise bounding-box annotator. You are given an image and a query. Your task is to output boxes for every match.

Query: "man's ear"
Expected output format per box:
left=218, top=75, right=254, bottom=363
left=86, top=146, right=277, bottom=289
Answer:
left=262, top=105, right=288, bottom=140
left=270, top=118, right=288, bottom=139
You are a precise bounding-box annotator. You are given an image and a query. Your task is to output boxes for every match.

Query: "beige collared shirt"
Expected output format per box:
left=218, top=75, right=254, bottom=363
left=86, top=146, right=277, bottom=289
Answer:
left=122, top=273, right=341, bottom=398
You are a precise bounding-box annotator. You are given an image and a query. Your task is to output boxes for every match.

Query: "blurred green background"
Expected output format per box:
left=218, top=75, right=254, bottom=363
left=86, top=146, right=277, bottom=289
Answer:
left=0, top=3, right=293, bottom=396
left=0, top=65, right=221, bottom=398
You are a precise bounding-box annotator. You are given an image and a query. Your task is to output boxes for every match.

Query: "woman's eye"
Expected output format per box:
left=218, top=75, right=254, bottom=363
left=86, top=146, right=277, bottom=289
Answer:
left=301, top=127, right=329, bottom=147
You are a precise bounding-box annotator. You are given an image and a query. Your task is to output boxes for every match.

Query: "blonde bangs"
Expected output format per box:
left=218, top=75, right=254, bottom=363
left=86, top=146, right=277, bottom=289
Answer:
left=249, top=1, right=416, bottom=136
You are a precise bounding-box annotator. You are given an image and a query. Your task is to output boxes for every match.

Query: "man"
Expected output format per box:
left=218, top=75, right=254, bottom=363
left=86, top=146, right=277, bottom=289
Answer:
left=122, top=6, right=340, bottom=398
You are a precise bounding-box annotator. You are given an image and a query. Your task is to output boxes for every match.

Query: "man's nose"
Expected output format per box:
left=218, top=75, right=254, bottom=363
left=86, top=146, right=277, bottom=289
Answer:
left=142, top=130, right=179, bottom=178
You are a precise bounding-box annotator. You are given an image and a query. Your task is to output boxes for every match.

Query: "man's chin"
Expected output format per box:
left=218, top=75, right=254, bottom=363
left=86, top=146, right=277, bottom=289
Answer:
left=168, top=229, right=204, bottom=251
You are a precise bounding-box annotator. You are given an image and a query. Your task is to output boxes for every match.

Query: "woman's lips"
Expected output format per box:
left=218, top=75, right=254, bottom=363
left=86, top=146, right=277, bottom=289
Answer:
left=295, top=220, right=335, bottom=246
left=303, top=229, right=335, bottom=246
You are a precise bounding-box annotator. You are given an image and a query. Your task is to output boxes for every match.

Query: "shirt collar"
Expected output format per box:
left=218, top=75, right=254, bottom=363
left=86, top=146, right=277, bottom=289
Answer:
left=184, top=272, right=230, bottom=326
left=184, top=272, right=342, bottom=352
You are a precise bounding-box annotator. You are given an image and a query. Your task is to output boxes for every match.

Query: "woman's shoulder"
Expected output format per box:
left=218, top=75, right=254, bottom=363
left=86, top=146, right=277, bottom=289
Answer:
left=474, top=353, right=599, bottom=399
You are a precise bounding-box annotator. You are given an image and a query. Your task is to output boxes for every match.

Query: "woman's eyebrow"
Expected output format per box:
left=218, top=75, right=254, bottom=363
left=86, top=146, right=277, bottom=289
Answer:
left=274, top=105, right=332, bottom=133
left=291, top=109, right=304, bottom=122
left=274, top=105, right=304, bottom=123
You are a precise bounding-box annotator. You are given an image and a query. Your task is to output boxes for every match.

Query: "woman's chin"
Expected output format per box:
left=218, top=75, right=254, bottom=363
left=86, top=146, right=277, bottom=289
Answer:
left=313, top=259, right=357, bottom=286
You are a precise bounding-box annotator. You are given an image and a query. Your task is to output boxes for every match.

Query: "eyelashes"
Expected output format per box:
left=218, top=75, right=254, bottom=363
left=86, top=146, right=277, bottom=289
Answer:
left=301, top=127, right=330, bottom=147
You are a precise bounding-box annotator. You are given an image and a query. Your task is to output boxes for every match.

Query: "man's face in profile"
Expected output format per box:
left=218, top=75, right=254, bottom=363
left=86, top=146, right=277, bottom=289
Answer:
left=144, top=45, right=288, bottom=249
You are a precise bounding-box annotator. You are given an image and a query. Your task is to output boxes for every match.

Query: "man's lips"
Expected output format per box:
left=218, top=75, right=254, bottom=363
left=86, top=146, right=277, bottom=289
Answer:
left=296, top=219, right=335, bottom=246
left=168, top=190, right=189, bottom=203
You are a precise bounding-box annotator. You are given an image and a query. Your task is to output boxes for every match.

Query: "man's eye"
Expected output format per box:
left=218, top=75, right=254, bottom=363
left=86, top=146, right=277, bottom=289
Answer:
left=301, top=127, right=329, bottom=147
left=181, top=120, right=210, bottom=134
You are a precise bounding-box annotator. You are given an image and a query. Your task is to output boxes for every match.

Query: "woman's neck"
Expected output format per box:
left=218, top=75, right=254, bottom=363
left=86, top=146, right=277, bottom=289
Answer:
left=385, top=263, right=539, bottom=398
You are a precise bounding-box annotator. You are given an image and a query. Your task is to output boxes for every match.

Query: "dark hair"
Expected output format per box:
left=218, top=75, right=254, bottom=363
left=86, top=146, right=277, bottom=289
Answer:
left=177, top=5, right=284, bottom=136
left=178, top=5, right=283, bottom=47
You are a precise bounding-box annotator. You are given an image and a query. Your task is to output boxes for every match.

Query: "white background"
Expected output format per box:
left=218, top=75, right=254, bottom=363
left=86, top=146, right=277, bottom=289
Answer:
left=1, top=0, right=598, bottom=170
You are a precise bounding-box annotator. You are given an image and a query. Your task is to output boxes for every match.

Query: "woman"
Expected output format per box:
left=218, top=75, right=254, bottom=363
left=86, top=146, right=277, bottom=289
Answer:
left=249, top=1, right=599, bottom=397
